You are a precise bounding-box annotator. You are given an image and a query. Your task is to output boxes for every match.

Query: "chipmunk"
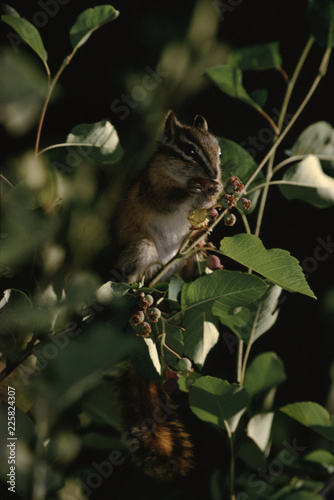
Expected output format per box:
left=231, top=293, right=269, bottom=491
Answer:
left=115, top=111, right=222, bottom=479
left=115, top=110, right=222, bottom=283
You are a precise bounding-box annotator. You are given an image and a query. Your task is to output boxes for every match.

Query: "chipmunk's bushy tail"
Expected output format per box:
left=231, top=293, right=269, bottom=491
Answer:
left=118, top=368, right=194, bottom=479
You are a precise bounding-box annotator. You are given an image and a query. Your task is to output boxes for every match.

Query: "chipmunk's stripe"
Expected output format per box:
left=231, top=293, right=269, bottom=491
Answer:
left=165, top=133, right=215, bottom=179
left=181, top=130, right=216, bottom=176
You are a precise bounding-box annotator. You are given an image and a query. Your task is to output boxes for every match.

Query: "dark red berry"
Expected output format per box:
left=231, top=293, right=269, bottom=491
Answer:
left=224, top=213, right=237, bottom=226
left=225, top=176, right=244, bottom=195
left=225, top=183, right=235, bottom=195
left=206, top=255, right=223, bottom=271
left=139, top=294, right=154, bottom=309
left=207, top=208, right=219, bottom=221
left=165, top=368, right=180, bottom=381
left=146, top=307, right=161, bottom=323
left=130, top=311, right=145, bottom=326
left=163, top=379, right=179, bottom=395
left=240, top=197, right=251, bottom=211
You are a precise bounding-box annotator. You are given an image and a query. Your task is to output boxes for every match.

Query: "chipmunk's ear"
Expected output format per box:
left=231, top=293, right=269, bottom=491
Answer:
left=193, top=114, right=208, bottom=132
left=162, top=110, right=180, bottom=142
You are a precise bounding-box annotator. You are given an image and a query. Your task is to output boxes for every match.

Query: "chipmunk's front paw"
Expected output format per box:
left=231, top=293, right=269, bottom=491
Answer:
left=188, top=178, right=222, bottom=197
left=187, top=178, right=202, bottom=194
left=203, top=179, right=222, bottom=197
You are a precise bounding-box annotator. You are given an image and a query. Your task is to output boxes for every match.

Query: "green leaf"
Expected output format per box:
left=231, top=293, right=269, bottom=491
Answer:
left=168, top=275, right=184, bottom=302
left=182, top=269, right=268, bottom=316
left=219, top=283, right=282, bottom=344
left=220, top=234, right=316, bottom=299
left=219, top=137, right=258, bottom=183
left=164, top=324, right=184, bottom=370
left=129, top=331, right=162, bottom=382
left=66, top=120, right=124, bottom=164
left=247, top=412, right=274, bottom=452
left=308, top=0, right=334, bottom=47
left=244, top=352, right=286, bottom=398
left=291, top=122, right=334, bottom=160
left=182, top=310, right=219, bottom=369
left=218, top=137, right=264, bottom=212
left=281, top=402, right=334, bottom=442
left=1, top=15, right=47, bottom=63
left=304, top=449, right=334, bottom=467
left=189, top=376, right=250, bottom=432
left=95, top=280, right=131, bottom=304
left=0, top=49, right=50, bottom=135
left=69, top=5, right=119, bottom=49
left=64, top=270, right=101, bottom=308
left=280, top=155, right=334, bottom=208
left=205, top=65, right=262, bottom=111
left=250, top=89, right=268, bottom=108
left=35, top=324, right=137, bottom=415
left=82, top=381, right=122, bottom=430
left=282, top=494, right=324, bottom=500
left=237, top=436, right=267, bottom=469
left=228, top=42, right=282, bottom=70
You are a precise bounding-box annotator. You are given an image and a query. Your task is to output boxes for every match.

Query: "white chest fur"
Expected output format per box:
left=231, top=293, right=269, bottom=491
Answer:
left=148, top=202, right=193, bottom=265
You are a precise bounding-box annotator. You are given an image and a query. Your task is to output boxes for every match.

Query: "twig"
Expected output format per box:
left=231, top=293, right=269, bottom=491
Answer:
left=35, top=42, right=84, bottom=156
left=271, top=154, right=334, bottom=177
left=239, top=306, right=261, bottom=385
left=244, top=40, right=329, bottom=193
left=0, top=173, right=14, bottom=188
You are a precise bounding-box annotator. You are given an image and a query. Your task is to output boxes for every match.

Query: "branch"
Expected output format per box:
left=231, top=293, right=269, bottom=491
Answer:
left=244, top=42, right=330, bottom=192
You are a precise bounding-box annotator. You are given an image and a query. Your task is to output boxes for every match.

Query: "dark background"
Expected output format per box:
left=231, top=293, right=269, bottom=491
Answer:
left=1, top=0, right=334, bottom=415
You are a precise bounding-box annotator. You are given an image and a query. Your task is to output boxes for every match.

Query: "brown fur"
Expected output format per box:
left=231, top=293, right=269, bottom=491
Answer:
left=115, top=110, right=222, bottom=283
left=118, top=368, right=194, bottom=478
left=115, top=111, right=222, bottom=478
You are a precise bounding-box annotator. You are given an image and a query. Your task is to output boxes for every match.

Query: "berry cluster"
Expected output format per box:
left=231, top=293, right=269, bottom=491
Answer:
left=220, top=175, right=251, bottom=227
left=130, top=292, right=161, bottom=337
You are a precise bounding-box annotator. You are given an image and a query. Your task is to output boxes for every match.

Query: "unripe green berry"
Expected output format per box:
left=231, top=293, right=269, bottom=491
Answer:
left=224, top=213, right=237, bottom=227
left=130, top=311, right=145, bottom=326
left=177, top=357, right=192, bottom=373
left=146, top=307, right=161, bottom=323
left=139, top=294, right=154, bottom=309
left=241, top=197, right=251, bottom=211
left=207, top=207, right=219, bottom=221
left=138, top=321, right=151, bottom=337
left=225, top=175, right=244, bottom=195
left=220, top=194, right=235, bottom=209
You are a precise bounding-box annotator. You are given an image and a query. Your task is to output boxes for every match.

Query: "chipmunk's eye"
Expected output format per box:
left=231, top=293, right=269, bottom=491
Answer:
left=219, top=150, right=222, bottom=157
left=182, top=143, right=196, bottom=158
